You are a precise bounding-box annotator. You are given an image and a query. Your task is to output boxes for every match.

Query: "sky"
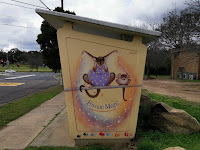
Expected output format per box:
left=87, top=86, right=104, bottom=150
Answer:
left=0, top=0, right=187, bottom=52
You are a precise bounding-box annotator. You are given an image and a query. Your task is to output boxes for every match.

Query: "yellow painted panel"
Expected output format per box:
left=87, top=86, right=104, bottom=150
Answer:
left=57, top=23, right=147, bottom=140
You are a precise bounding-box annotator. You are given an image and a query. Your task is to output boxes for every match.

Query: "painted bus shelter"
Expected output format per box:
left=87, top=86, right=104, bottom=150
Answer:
left=36, top=9, right=161, bottom=141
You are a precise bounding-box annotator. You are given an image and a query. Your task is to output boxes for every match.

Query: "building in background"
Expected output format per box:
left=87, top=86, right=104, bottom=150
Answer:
left=171, top=48, right=200, bottom=80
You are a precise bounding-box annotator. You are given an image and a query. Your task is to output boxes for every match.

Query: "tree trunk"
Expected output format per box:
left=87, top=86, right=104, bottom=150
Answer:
left=146, top=51, right=151, bottom=79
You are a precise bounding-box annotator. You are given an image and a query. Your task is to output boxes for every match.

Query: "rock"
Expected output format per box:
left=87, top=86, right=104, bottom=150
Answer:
left=164, top=146, right=186, bottom=150
left=140, top=95, right=200, bottom=134
left=140, top=95, right=152, bottom=106
left=147, top=102, right=200, bottom=134
left=140, top=95, right=157, bottom=107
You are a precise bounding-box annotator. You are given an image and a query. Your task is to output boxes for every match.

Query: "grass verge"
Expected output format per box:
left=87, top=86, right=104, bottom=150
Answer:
left=144, top=75, right=171, bottom=79
left=0, top=85, right=63, bottom=129
left=136, top=90, right=200, bottom=150
left=55, top=74, right=62, bottom=79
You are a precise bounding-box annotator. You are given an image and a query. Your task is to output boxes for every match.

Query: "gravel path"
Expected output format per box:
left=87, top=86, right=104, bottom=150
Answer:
left=142, top=79, right=200, bottom=103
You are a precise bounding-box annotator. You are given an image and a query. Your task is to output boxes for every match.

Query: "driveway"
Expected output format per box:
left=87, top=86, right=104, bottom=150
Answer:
left=142, top=79, right=200, bottom=103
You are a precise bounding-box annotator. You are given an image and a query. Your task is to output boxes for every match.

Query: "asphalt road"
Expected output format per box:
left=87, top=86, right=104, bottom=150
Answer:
left=0, top=72, right=60, bottom=105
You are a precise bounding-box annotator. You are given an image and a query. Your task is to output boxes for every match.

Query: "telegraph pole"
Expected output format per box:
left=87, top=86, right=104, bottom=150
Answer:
left=6, top=52, right=9, bottom=69
left=61, top=0, right=64, bottom=10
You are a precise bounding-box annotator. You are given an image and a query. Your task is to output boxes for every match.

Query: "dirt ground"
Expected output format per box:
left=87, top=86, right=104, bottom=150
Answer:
left=142, top=79, right=200, bottom=103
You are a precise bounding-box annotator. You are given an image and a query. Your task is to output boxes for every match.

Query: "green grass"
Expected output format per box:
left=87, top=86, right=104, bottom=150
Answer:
left=25, top=146, right=111, bottom=150
left=1, top=64, right=52, bottom=72
left=0, top=85, right=63, bottom=129
left=144, top=75, right=171, bottom=79
left=55, top=74, right=62, bottom=79
left=142, top=89, right=200, bottom=122
left=136, top=130, right=200, bottom=150
left=136, top=90, right=200, bottom=150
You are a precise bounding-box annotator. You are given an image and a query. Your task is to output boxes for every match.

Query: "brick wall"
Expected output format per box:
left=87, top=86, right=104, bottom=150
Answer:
left=171, top=51, right=200, bottom=80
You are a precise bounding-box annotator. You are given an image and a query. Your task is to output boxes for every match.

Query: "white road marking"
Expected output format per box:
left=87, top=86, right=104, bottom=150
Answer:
left=5, top=74, right=36, bottom=80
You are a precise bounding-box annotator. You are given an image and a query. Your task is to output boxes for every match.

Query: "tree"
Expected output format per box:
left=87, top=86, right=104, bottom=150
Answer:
left=36, top=7, right=75, bottom=72
left=8, top=48, right=28, bottom=64
left=146, top=38, right=171, bottom=78
left=28, top=51, right=43, bottom=72
left=139, top=19, right=168, bottom=78
left=185, top=0, right=200, bottom=12
left=160, top=2, right=200, bottom=50
left=145, top=1, right=200, bottom=78
left=0, top=50, right=6, bottom=61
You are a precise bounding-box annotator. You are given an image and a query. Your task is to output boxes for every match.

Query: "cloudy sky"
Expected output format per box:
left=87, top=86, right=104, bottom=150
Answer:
left=0, top=0, right=187, bottom=52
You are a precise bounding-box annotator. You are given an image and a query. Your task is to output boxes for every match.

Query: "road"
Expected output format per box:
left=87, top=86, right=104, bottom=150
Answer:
left=0, top=72, right=60, bottom=105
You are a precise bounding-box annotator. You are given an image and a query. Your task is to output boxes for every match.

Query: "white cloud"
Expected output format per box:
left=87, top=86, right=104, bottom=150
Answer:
left=0, top=0, right=187, bottom=52
left=3, top=44, right=16, bottom=52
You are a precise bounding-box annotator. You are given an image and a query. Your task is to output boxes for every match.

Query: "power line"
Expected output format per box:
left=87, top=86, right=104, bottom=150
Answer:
left=0, top=16, right=39, bottom=20
left=0, top=15, right=40, bottom=21
left=10, top=0, right=47, bottom=9
left=0, top=1, right=35, bottom=9
left=0, top=23, right=39, bottom=30
left=39, top=0, right=51, bottom=10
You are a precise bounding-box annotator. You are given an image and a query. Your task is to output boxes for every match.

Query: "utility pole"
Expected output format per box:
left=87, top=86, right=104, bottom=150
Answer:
left=6, top=52, right=9, bottom=69
left=61, top=0, right=64, bottom=10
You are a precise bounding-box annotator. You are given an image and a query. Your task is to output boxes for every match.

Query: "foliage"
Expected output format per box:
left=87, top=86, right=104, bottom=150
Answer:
left=0, top=48, right=43, bottom=66
left=0, top=49, right=6, bottom=61
left=0, top=48, right=28, bottom=64
left=28, top=51, right=43, bottom=71
left=160, top=0, right=200, bottom=50
left=36, top=7, right=75, bottom=73
left=145, top=0, right=200, bottom=78
left=146, top=39, right=171, bottom=78
left=0, top=64, right=52, bottom=72
left=0, top=85, right=63, bottom=129
left=143, top=75, right=171, bottom=79
left=0, top=49, right=49, bottom=71
left=9, top=48, right=28, bottom=63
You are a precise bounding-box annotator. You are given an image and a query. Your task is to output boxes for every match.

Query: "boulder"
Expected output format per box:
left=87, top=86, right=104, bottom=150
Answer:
left=147, top=102, right=200, bottom=134
left=140, top=95, right=152, bottom=106
left=164, top=147, right=186, bottom=150
left=140, top=95, right=158, bottom=107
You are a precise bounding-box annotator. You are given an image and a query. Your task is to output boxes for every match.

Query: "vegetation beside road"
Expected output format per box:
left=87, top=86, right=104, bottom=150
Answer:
left=144, top=75, right=171, bottom=79
left=136, top=90, right=200, bottom=150
left=1, top=64, right=52, bottom=72
left=55, top=74, right=62, bottom=79
left=0, top=85, right=63, bottom=129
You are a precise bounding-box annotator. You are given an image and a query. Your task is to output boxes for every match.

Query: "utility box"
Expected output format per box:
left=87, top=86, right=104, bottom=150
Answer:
left=36, top=9, right=161, bottom=141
